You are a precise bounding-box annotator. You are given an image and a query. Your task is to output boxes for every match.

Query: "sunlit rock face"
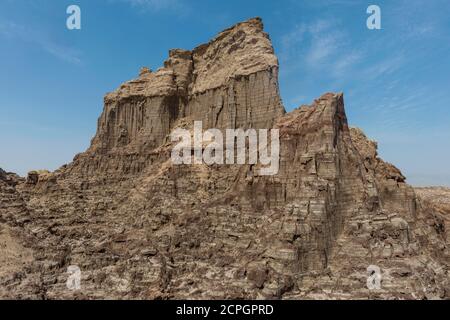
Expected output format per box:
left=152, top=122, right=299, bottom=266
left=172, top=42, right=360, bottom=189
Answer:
left=0, top=18, right=448, bottom=300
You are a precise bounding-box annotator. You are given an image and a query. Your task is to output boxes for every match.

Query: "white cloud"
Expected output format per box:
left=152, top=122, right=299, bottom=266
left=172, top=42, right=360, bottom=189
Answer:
left=281, top=19, right=348, bottom=72
left=281, top=24, right=305, bottom=50
left=306, top=32, right=343, bottom=65
left=0, top=21, right=82, bottom=65
left=332, top=51, right=362, bottom=77
left=43, top=42, right=82, bottom=65
left=360, top=54, right=405, bottom=80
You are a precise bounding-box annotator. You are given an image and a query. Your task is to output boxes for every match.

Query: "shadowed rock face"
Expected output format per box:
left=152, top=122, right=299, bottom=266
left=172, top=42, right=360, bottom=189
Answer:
left=0, top=18, right=448, bottom=300
left=90, top=17, right=284, bottom=155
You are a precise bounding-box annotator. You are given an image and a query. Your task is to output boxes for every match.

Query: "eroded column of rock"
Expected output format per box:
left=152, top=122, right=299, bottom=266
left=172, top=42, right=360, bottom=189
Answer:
left=67, top=17, right=284, bottom=180
left=228, top=93, right=371, bottom=283
left=187, top=18, right=284, bottom=130
left=280, top=127, right=448, bottom=299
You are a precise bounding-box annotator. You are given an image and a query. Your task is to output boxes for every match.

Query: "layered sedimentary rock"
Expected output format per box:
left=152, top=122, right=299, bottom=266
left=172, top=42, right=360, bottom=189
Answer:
left=415, top=187, right=450, bottom=256
left=0, top=18, right=448, bottom=299
left=77, top=18, right=284, bottom=180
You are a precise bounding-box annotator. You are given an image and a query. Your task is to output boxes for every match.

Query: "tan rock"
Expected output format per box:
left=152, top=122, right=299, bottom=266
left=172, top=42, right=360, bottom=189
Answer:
left=0, top=18, right=448, bottom=300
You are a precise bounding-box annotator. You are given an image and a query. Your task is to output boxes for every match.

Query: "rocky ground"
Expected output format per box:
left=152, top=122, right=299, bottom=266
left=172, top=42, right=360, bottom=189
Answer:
left=415, top=187, right=450, bottom=249
left=415, top=187, right=450, bottom=215
left=0, top=18, right=448, bottom=300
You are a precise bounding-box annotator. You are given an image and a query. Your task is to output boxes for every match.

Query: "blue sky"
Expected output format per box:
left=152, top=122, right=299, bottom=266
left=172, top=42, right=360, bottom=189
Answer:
left=0, top=0, right=449, bottom=186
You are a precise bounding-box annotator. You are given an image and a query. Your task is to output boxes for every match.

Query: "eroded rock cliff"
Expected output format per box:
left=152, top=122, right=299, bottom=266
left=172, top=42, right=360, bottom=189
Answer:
left=0, top=18, right=448, bottom=300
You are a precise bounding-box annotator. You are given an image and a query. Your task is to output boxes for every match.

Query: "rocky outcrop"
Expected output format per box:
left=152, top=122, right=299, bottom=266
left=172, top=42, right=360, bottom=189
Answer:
left=0, top=18, right=448, bottom=300
left=415, top=187, right=450, bottom=256
left=75, top=17, right=284, bottom=181
left=282, top=128, right=449, bottom=299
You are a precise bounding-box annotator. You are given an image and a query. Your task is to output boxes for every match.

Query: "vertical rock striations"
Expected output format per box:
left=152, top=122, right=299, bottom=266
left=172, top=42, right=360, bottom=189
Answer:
left=75, top=17, right=284, bottom=180
left=0, top=18, right=447, bottom=299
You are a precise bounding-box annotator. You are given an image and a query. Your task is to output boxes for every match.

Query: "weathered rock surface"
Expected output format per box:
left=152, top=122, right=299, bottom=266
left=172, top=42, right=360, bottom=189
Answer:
left=415, top=187, right=450, bottom=257
left=90, top=17, right=283, bottom=157
left=0, top=18, right=448, bottom=300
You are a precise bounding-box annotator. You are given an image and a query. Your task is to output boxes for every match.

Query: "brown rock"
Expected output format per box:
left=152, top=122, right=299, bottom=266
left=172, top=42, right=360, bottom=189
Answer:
left=0, top=17, right=448, bottom=300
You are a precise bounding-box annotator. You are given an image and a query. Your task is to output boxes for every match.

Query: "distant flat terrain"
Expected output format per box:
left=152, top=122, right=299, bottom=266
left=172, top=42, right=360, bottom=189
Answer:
left=415, top=187, right=450, bottom=215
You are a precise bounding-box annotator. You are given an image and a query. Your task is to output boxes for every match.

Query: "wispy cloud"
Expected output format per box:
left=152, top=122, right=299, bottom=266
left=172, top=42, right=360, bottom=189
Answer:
left=303, top=0, right=361, bottom=6
left=280, top=19, right=349, bottom=74
left=387, top=0, right=450, bottom=40
left=307, top=20, right=344, bottom=65
left=279, top=0, right=450, bottom=135
left=360, top=54, right=405, bottom=80
left=281, top=24, right=306, bottom=50
left=280, top=0, right=449, bottom=81
left=113, top=0, right=189, bottom=14
left=332, top=51, right=362, bottom=77
left=0, top=21, right=82, bottom=65
left=306, top=32, right=343, bottom=66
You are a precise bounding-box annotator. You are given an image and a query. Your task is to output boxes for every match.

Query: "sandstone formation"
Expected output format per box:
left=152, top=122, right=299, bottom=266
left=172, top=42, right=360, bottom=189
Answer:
left=0, top=18, right=448, bottom=300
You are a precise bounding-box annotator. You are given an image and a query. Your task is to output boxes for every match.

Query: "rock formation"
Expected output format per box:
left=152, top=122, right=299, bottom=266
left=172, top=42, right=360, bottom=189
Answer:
left=0, top=18, right=448, bottom=299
